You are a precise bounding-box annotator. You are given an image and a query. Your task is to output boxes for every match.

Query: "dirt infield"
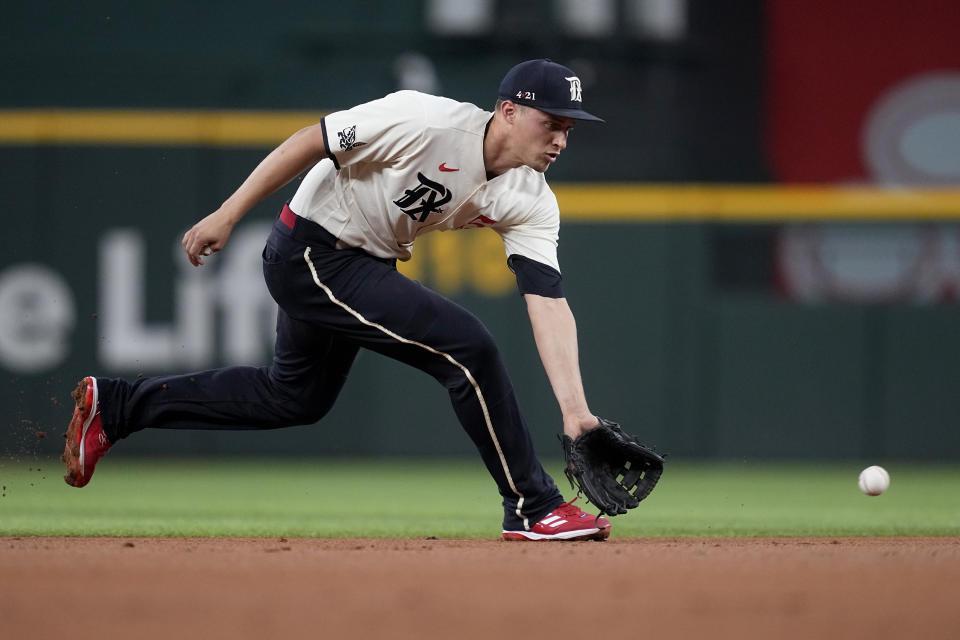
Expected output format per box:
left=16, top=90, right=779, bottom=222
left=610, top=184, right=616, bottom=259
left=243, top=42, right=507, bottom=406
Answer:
left=2, top=536, right=958, bottom=639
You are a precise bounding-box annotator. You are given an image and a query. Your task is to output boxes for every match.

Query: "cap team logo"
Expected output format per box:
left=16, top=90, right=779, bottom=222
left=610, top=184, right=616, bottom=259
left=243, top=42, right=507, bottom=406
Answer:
left=393, top=172, right=453, bottom=222
left=564, top=76, right=582, bottom=102
left=337, top=125, right=366, bottom=151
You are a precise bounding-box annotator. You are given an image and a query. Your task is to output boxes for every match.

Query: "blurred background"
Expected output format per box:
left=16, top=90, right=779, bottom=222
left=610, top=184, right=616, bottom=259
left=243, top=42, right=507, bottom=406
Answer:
left=2, top=0, right=959, bottom=462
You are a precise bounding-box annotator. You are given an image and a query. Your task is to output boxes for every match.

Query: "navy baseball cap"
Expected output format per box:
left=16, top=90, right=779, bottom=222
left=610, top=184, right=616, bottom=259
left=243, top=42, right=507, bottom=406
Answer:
left=498, top=59, right=604, bottom=122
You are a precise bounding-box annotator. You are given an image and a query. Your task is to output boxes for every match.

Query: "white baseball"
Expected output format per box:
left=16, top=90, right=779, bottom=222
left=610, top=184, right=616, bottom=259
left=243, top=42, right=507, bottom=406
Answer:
left=858, top=465, right=890, bottom=496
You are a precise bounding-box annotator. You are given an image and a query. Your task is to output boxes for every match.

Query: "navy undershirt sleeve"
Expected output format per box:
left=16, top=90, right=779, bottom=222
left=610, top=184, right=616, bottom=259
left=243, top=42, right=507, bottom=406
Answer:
left=507, top=254, right=564, bottom=298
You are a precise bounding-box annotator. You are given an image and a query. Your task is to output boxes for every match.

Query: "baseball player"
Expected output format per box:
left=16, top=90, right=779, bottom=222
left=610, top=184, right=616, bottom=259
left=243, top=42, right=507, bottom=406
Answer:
left=62, top=59, right=617, bottom=541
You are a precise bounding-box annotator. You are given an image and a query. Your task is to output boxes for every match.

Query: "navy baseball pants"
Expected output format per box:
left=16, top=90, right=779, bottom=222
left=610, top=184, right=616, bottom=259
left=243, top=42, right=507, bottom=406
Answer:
left=95, top=205, right=563, bottom=530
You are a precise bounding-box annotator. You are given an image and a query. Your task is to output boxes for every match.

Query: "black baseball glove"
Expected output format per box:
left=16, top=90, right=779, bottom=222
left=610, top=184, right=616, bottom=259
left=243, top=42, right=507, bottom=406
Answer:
left=560, top=417, right=665, bottom=516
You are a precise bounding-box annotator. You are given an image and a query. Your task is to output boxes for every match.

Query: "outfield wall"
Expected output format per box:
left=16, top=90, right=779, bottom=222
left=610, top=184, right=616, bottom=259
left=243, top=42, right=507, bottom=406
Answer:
left=2, top=141, right=959, bottom=460
left=3, top=2, right=959, bottom=460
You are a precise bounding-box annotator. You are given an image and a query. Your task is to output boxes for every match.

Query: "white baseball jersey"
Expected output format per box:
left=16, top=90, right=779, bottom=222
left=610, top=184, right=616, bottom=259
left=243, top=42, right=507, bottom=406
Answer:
left=289, top=90, right=562, bottom=272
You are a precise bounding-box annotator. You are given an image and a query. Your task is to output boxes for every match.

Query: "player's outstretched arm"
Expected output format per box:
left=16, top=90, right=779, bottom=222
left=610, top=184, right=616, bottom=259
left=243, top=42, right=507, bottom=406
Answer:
left=523, top=293, right=599, bottom=438
left=182, top=123, right=329, bottom=266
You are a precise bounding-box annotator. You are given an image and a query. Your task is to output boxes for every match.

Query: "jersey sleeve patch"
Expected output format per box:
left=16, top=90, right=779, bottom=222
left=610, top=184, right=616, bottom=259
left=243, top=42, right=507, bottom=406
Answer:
left=320, top=91, right=423, bottom=169
left=507, top=254, right=564, bottom=298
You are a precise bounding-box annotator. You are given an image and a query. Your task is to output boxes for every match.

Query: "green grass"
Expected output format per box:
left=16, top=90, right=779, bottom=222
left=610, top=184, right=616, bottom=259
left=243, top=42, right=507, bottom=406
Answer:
left=0, top=457, right=957, bottom=537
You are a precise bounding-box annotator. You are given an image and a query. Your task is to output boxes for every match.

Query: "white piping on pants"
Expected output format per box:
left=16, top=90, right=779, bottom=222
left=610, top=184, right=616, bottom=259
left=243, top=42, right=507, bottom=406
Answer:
left=302, top=247, right=529, bottom=530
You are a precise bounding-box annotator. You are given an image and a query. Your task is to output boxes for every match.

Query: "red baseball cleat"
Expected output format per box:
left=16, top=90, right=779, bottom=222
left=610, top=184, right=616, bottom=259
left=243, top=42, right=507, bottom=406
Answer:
left=62, top=376, right=112, bottom=488
left=502, top=498, right=611, bottom=541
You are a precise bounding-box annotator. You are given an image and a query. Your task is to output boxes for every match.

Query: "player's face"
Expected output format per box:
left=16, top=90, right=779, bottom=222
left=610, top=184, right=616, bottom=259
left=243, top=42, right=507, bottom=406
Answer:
left=514, top=107, right=575, bottom=172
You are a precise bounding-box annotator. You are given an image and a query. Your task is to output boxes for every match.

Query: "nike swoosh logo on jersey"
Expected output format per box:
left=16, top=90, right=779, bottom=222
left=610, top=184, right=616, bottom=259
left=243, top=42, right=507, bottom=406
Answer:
left=439, top=163, right=459, bottom=172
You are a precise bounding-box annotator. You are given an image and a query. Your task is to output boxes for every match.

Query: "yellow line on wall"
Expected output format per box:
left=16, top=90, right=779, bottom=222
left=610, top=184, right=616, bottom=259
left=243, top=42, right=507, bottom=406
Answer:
left=0, top=109, right=326, bottom=146
left=3, top=109, right=960, bottom=221
left=555, top=184, right=960, bottom=221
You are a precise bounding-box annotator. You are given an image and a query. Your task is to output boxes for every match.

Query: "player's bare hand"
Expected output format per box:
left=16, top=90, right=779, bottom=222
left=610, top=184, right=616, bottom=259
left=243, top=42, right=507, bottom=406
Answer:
left=182, top=210, right=236, bottom=266
left=564, top=413, right=602, bottom=439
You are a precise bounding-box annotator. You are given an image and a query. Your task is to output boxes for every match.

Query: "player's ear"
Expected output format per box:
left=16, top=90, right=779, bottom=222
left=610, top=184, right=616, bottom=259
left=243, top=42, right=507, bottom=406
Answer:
left=500, top=100, right=520, bottom=124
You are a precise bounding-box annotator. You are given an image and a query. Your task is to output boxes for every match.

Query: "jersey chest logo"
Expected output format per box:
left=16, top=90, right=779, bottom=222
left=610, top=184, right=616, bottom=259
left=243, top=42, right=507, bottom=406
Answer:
left=393, top=172, right=453, bottom=222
